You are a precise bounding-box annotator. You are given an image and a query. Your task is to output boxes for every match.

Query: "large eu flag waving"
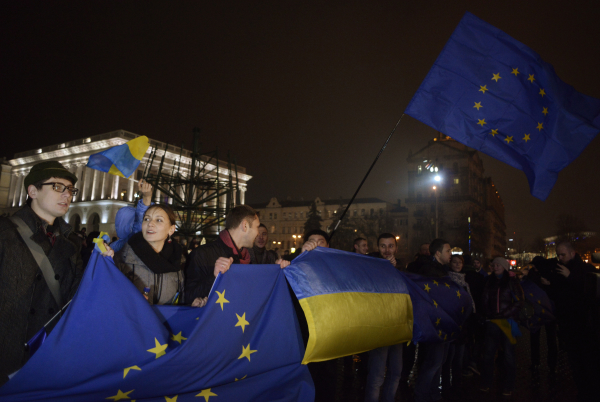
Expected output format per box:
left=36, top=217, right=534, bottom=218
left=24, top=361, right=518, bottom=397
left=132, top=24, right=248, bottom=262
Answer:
left=405, top=12, right=600, bottom=200
left=0, top=252, right=313, bottom=401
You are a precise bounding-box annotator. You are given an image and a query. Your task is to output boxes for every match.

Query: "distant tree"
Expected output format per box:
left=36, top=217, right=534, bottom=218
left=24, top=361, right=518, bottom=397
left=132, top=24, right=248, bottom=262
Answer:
left=303, top=202, right=323, bottom=237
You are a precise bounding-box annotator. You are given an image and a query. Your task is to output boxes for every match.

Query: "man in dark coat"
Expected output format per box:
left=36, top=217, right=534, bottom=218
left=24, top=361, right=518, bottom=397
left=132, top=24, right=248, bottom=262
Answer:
left=247, top=223, right=280, bottom=264
left=0, top=161, right=83, bottom=385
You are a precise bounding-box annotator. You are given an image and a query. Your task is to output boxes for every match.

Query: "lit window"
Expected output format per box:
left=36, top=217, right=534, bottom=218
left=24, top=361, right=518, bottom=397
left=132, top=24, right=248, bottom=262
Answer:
left=454, top=178, right=459, bottom=184
left=418, top=165, right=422, bottom=174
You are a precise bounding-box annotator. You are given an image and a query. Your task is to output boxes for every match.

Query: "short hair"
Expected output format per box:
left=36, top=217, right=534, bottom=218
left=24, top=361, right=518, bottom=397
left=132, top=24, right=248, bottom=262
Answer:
left=451, top=255, right=464, bottom=264
left=557, top=242, right=575, bottom=252
left=305, top=229, right=329, bottom=244
left=146, top=204, right=177, bottom=226
left=377, top=233, right=397, bottom=244
left=429, top=238, right=449, bottom=256
left=258, top=223, right=267, bottom=230
left=353, top=237, right=366, bottom=245
left=225, top=205, right=258, bottom=230
left=25, top=178, right=55, bottom=206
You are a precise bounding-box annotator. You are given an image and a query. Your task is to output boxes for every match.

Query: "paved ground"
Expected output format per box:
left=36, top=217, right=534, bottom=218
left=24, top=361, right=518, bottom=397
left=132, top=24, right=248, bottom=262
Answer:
left=323, top=325, right=578, bottom=401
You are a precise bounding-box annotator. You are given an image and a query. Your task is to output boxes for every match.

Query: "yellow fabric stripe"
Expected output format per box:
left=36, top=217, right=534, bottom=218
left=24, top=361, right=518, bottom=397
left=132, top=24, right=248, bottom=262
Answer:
left=490, top=319, right=517, bottom=344
left=299, top=292, right=413, bottom=364
left=108, top=164, right=126, bottom=177
left=127, top=135, right=150, bottom=160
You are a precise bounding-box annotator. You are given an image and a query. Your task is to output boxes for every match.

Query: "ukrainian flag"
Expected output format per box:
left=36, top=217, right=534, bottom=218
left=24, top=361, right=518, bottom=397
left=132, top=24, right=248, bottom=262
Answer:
left=86, top=136, right=149, bottom=178
left=284, top=248, right=413, bottom=364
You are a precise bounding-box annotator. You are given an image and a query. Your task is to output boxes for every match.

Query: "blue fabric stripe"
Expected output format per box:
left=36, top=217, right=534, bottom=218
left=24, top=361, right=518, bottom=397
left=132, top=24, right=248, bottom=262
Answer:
left=86, top=143, right=140, bottom=177
left=284, top=248, right=408, bottom=300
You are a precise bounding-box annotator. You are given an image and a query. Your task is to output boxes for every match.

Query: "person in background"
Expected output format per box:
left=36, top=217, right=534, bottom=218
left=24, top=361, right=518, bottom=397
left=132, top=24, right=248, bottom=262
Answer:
left=248, top=223, right=280, bottom=264
left=353, top=237, right=369, bottom=254
left=114, top=204, right=184, bottom=305
left=368, top=233, right=400, bottom=269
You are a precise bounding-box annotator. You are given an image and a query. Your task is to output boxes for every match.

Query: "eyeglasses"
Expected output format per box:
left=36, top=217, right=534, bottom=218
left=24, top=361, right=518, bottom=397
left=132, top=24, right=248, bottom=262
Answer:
left=41, top=182, right=79, bottom=196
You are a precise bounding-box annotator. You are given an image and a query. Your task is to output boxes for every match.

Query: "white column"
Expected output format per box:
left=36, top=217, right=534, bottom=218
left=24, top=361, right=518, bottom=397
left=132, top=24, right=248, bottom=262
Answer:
left=74, top=164, right=84, bottom=202
left=18, top=173, right=27, bottom=206
left=128, top=178, right=135, bottom=202
left=112, top=175, right=120, bottom=200
left=8, top=173, right=18, bottom=207
left=240, top=188, right=246, bottom=205
left=91, top=170, right=98, bottom=200
left=232, top=189, right=237, bottom=207
left=100, top=172, right=108, bottom=200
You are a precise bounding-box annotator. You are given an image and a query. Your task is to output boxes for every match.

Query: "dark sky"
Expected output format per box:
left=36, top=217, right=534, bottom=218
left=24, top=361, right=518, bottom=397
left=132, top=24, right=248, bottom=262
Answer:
left=2, top=1, right=599, bottom=243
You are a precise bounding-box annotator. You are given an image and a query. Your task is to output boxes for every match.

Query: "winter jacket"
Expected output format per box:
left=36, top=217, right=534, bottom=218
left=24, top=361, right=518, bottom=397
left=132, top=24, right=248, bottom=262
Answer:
left=482, top=273, right=524, bottom=320
left=406, top=255, right=449, bottom=278
left=0, top=206, right=83, bottom=385
left=184, top=237, right=240, bottom=304
left=114, top=243, right=183, bottom=305
left=248, top=246, right=279, bottom=264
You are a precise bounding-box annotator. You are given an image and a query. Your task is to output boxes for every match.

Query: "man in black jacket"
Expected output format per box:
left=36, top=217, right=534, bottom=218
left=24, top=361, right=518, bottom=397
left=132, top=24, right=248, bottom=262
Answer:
left=0, top=161, right=83, bottom=385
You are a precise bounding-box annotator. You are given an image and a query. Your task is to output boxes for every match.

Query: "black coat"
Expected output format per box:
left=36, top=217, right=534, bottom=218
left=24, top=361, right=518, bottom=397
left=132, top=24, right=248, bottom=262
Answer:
left=0, top=206, right=82, bottom=385
left=406, top=255, right=448, bottom=278
left=481, top=273, right=523, bottom=320
left=184, top=237, right=240, bottom=304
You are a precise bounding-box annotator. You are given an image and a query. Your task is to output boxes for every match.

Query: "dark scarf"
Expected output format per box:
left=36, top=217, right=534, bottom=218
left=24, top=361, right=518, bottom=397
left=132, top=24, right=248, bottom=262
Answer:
left=127, top=232, right=182, bottom=274
left=219, top=230, right=250, bottom=264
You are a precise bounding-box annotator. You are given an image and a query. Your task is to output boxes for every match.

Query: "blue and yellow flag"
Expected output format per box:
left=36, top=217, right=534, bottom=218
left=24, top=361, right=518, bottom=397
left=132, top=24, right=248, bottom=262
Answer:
left=0, top=253, right=313, bottom=401
left=284, top=248, right=413, bottom=363
left=402, top=272, right=473, bottom=343
left=86, top=135, right=149, bottom=178
left=521, top=280, right=555, bottom=332
left=405, top=12, right=600, bottom=200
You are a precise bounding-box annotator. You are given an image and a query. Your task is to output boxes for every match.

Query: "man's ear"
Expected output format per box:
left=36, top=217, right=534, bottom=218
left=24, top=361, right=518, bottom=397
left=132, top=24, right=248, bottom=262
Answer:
left=27, top=185, right=39, bottom=200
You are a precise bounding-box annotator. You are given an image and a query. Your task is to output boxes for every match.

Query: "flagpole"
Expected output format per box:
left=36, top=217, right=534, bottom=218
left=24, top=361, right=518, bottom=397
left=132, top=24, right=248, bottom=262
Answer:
left=329, top=114, right=404, bottom=242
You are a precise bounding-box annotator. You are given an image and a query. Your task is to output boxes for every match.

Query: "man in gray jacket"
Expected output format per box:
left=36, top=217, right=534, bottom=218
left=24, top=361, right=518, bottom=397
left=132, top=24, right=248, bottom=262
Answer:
left=0, top=161, right=83, bottom=385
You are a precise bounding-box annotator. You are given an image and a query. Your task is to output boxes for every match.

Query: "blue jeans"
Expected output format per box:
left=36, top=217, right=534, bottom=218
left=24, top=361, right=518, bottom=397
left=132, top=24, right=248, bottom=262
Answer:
left=481, top=322, right=516, bottom=392
left=364, top=343, right=404, bottom=402
left=414, top=342, right=449, bottom=402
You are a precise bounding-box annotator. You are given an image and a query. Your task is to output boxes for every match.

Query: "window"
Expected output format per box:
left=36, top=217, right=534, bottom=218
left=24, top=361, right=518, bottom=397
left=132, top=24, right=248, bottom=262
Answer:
left=361, top=209, right=365, bottom=216
left=294, top=212, right=298, bottom=219
left=318, top=210, right=322, bottom=216
left=270, top=225, right=276, bottom=233
left=274, top=213, right=277, bottom=219
left=269, top=213, right=273, bottom=220
left=300, top=212, right=304, bottom=218
left=454, top=178, right=459, bottom=185
left=370, top=208, right=374, bottom=217
left=283, top=212, right=287, bottom=218
left=353, top=210, right=357, bottom=217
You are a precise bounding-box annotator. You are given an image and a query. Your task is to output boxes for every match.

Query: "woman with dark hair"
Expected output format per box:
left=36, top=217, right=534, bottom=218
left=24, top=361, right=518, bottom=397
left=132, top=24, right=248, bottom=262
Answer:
left=114, top=204, right=184, bottom=305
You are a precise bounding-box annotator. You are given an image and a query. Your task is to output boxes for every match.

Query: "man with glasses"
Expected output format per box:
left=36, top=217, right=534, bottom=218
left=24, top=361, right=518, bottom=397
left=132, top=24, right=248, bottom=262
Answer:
left=0, top=161, right=84, bottom=385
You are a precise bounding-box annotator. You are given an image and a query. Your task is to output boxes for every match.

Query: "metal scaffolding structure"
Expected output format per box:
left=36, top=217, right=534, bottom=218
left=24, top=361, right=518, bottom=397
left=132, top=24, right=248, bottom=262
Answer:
left=142, top=128, right=240, bottom=241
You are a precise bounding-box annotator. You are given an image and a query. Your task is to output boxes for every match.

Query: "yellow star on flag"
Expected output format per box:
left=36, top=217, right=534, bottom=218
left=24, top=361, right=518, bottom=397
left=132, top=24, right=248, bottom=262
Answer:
left=433, top=280, right=439, bottom=286
left=235, top=375, right=247, bottom=381
left=215, top=290, right=230, bottom=310
left=444, top=334, right=448, bottom=341
left=461, top=307, right=465, bottom=314
left=171, top=332, right=187, bottom=344
left=523, top=134, right=531, bottom=142
left=147, top=338, right=168, bottom=359
left=196, top=388, right=217, bottom=402
left=536, top=123, right=543, bottom=131
left=445, top=282, right=451, bottom=288
left=539, top=88, right=546, bottom=97
left=511, top=68, right=520, bottom=76
left=165, top=396, right=178, bottom=402
left=106, top=389, right=134, bottom=401
left=528, top=74, right=535, bottom=83
left=238, top=344, right=257, bottom=362
left=491, top=73, right=501, bottom=82
left=491, top=129, right=498, bottom=136
left=235, top=313, right=250, bottom=333
left=424, top=283, right=431, bottom=293
left=542, top=107, right=549, bottom=116
left=438, top=330, right=442, bottom=337
left=473, top=101, right=483, bottom=110
left=456, top=290, right=461, bottom=299
left=123, top=365, right=141, bottom=379
left=538, top=300, right=542, bottom=304
left=433, top=300, right=438, bottom=308
left=504, top=136, right=514, bottom=144
left=435, top=317, right=441, bottom=326
left=529, top=293, right=534, bottom=297
left=479, top=85, right=488, bottom=94
left=477, top=119, right=486, bottom=127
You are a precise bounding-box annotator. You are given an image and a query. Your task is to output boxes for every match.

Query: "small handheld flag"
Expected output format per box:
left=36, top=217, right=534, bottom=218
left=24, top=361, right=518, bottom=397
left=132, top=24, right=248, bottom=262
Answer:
left=86, top=135, right=149, bottom=178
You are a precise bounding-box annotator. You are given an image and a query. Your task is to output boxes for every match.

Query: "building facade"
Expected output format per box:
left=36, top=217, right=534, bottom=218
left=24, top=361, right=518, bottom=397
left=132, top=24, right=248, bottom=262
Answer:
left=251, top=197, right=409, bottom=257
left=0, top=130, right=251, bottom=237
left=405, top=134, right=506, bottom=259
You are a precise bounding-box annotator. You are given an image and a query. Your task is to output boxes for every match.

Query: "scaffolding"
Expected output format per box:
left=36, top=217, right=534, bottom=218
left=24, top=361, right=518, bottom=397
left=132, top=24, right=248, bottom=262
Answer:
left=142, top=128, right=240, bottom=241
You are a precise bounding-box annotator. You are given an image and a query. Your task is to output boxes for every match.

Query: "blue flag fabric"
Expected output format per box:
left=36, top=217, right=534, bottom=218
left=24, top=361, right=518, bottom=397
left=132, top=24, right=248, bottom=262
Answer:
left=402, top=272, right=473, bottom=343
left=405, top=12, right=600, bottom=200
left=0, top=252, right=314, bottom=401
left=520, top=280, right=555, bottom=332
left=284, top=248, right=414, bottom=363
left=86, top=135, right=149, bottom=178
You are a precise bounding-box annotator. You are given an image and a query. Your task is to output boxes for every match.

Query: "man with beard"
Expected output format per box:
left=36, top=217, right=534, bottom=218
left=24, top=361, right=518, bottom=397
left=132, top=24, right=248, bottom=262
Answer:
left=248, top=223, right=280, bottom=264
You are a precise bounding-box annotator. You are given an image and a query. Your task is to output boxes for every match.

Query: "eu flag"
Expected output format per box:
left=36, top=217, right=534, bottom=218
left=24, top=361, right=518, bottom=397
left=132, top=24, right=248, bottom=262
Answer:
left=284, top=248, right=413, bottom=363
left=405, top=12, right=600, bottom=200
left=402, top=272, right=473, bottom=343
left=0, top=252, right=314, bottom=401
left=520, top=280, right=555, bottom=332
left=87, top=135, right=149, bottom=178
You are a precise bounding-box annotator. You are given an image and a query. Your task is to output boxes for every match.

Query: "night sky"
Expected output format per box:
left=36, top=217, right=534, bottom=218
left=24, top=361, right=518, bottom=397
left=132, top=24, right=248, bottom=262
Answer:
left=2, top=1, right=599, bottom=244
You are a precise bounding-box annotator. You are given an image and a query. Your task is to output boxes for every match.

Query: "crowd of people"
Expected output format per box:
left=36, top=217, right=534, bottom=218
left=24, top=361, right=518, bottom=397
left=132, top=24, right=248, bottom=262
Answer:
left=1, top=160, right=599, bottom=402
